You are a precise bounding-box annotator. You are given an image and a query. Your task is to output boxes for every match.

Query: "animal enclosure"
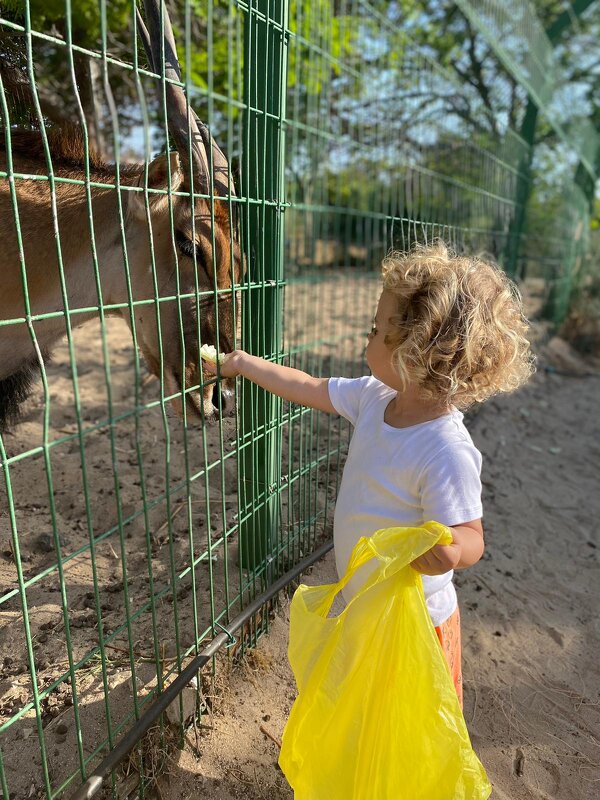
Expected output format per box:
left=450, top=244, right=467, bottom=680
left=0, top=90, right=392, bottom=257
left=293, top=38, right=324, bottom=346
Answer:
left=0, top=1, right=597, bottom=798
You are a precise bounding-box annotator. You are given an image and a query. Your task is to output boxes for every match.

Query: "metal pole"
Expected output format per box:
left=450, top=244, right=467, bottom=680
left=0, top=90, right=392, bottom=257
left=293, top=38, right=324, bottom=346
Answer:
left=240, top=0, right=289, bottom=571
left=504, top=101, right=538, bottom=278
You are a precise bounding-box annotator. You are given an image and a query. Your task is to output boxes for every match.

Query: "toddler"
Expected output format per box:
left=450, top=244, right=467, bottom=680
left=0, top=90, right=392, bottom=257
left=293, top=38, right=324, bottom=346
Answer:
left=210, top=241, right=534, bottom=705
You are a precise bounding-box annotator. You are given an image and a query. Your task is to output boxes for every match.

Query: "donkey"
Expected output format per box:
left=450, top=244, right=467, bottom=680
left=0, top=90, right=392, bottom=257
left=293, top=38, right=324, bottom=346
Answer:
left=0, top=0, right=242, bottom=432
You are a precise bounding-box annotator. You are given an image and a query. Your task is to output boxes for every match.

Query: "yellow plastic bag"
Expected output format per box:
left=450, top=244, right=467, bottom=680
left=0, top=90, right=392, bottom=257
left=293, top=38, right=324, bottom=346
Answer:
left=279, top=522, right=492, bottom=800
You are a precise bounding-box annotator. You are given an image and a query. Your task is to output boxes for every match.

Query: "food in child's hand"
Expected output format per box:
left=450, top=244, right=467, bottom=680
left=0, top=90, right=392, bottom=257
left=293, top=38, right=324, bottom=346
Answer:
left=200, top=344, right=224, bottom=365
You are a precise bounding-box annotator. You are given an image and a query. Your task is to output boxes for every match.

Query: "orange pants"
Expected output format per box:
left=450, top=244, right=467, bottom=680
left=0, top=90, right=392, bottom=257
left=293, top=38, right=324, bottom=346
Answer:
left=434, top=606, right=463, bottom=708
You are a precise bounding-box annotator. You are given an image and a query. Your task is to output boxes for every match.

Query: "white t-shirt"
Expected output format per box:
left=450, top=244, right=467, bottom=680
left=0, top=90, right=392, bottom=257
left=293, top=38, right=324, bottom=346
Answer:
left=328, top=375, right=483, bottom=626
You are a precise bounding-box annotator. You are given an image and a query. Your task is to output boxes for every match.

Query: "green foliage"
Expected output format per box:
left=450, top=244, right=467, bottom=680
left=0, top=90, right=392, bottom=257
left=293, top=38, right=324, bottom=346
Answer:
left=591, top=198, right=600, bottom=231
left=3, top=0, right=131, bottom=46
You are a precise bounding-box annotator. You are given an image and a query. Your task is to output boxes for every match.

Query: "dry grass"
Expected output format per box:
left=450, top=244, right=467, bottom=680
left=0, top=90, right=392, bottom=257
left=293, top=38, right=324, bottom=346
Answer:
left=109, top=616, right=282, bottom=798
left=120, top=723, right=179, bottom=800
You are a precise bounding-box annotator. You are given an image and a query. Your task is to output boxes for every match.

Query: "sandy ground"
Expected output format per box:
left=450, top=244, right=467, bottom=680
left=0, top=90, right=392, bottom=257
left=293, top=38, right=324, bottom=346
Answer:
left=156, top=338, right=600, bottom=800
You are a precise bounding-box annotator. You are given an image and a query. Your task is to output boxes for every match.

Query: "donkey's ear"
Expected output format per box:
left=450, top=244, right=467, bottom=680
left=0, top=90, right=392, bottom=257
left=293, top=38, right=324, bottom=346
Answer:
left=128, top=151, right=184, bottom=219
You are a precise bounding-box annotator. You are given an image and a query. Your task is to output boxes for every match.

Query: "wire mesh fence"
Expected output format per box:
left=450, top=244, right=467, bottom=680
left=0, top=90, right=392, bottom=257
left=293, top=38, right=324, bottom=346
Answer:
left=0, top=1, right=596, bottom=798
left=456, top=0, right=600, bottom=176
left=455, top=0, right=599, bottom=318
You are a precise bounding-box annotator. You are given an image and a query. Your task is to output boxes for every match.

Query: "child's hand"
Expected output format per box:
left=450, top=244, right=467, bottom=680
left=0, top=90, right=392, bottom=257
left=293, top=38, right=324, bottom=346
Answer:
left=411, top=521, right=483, bottom=574
left=411, top=539, right=462, bottom=575
left=201, top=349, right=243, bottom=379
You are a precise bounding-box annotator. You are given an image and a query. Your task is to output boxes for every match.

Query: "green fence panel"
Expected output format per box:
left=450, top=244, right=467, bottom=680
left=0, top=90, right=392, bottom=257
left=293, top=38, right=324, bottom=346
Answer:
left=455, top=0, right=599, bottom=319
left=455, top=0, right=600, bottom=179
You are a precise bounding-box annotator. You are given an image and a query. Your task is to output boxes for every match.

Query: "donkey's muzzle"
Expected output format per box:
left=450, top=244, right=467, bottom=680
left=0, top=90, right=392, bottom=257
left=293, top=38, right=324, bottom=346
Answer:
left=211, top=382, right=236, bottom=417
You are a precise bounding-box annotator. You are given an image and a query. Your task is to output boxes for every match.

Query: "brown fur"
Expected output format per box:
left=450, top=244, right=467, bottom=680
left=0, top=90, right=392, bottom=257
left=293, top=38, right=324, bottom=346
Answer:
left=0, top=350, right=50, bottom=433
left=0, top=126, right=142, bottom=178
left=0, top=125, right=242, bottom=430
left=2, top=126, right=105, bottom=172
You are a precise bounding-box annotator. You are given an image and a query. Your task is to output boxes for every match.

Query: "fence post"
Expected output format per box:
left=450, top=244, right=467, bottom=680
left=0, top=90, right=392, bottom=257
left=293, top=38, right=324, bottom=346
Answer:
left=504, top=101, right=537, bottom=278
left=239, top=1, right=289, bottom=573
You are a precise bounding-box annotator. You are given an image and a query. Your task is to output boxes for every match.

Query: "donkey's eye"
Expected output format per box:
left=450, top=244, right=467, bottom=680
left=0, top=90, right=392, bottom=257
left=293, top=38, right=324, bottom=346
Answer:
left=175, top=230, right=208, bottom=271
left=175, top=230, right=194, bottom=258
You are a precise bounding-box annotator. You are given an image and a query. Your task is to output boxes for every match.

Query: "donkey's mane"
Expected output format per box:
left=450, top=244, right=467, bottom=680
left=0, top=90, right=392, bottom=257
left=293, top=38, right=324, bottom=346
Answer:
left=1, top=126, right=140, bottom=177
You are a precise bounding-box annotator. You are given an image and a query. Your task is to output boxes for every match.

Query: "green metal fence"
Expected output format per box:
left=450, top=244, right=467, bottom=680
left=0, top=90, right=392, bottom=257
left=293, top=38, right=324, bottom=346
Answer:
left=455, top=0, right=600, bottom=315
left=0, top=1, right=597, bottom=798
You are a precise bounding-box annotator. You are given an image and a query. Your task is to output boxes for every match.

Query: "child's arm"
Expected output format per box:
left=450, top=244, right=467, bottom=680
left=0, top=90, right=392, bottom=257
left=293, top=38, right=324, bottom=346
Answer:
left=411, top=519, right=484, bottom=575
left=210, top=350, right=337, bottom=414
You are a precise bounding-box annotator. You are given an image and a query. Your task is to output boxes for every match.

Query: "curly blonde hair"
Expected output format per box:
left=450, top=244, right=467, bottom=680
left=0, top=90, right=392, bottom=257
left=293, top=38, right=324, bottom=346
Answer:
left=380, top=241, right=535, bottom=409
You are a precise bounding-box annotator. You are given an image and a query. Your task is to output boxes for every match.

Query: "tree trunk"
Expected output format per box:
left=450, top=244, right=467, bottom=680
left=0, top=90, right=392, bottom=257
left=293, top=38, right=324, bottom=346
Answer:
left=74, top=53, right=106, bottom=158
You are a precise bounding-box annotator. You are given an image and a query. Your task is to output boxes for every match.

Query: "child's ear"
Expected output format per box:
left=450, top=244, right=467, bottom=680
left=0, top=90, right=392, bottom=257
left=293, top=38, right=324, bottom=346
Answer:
left=128, top=152, right=184, bottom=219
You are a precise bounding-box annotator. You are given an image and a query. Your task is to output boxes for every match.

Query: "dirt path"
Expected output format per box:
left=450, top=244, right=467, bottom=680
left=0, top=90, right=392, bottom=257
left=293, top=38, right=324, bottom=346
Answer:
left=159, top=345, right=600, bottom=800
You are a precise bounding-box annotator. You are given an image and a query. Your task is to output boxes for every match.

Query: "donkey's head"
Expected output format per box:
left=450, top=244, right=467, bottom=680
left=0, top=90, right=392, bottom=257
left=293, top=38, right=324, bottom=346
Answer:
left=127, top=0, right=242, bottom=422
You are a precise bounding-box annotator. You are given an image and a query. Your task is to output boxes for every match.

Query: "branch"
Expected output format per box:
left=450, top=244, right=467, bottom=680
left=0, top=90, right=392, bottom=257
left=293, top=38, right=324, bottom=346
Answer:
left=464, top=17, right=499, bottom=137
